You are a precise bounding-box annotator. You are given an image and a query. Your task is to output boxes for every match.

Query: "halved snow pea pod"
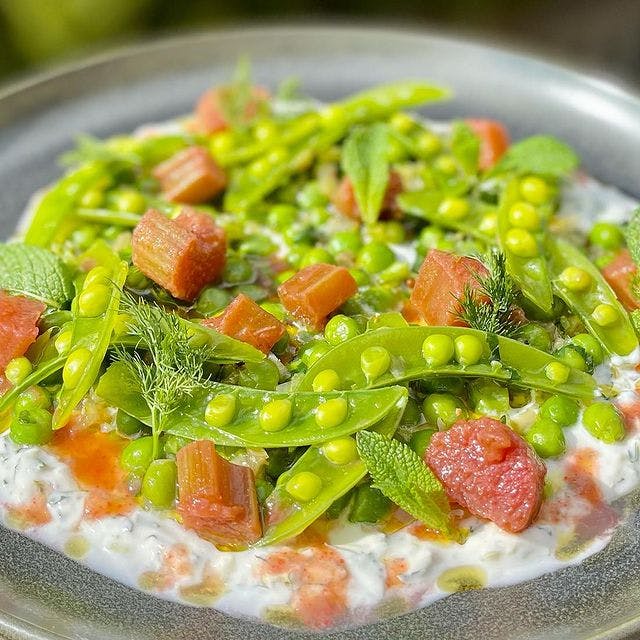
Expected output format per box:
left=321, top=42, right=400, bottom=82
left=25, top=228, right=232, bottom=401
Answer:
left=297, top=326, right=596, bottom=399
left=52, top=248, right=128, bottom=429
left=257, top=391, right=407, bottom=546
left=497, top=180, right=554, bottom=314
left=547, top=237, right=638, bottom=356
left=96, top=361, right=407, bottom=448
left=397, top=190, right=496, bottom=241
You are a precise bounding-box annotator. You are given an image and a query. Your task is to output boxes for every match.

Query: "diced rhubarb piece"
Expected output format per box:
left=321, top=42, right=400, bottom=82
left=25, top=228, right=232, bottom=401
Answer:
left=194, top=86, right=269, bottom=135
left=278, top=263, right=358, bottom=329
left=0, top=291, right=46, bottom=370
left=202, top=293, right=285, bottom=354
left=602, top=249, right=640, bottom=311
left=176, top=440, right=262, bottom=546
left=410, top=249, right=488, bottom=326
left=332, top=171, right=403, bottom=221
left=132, top=208, right=226, bottom=301
left=153, top=146, right=227, bottom=204
left=426, top=417, right=546, bottom=533
left=466, top=119, right=510, bottom=170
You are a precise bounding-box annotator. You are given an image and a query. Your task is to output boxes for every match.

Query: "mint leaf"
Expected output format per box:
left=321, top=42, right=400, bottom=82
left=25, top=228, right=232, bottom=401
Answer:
left=625, top=208, right=640, bottom=267
left=341, top=123, right=390, bottom=225
left=356, top=430, right=457, bottom=539
left=490, top=135, right=579, bottom=178
left=0, top=244, right=74, bottom=308
left=451, top=121, right=480, bottom=175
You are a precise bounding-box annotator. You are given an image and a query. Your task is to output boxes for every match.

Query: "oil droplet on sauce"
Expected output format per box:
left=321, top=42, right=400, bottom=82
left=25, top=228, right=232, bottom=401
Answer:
left=436, top=565, right=487, bottom=593
left=48, top=423, right=136, bottom=519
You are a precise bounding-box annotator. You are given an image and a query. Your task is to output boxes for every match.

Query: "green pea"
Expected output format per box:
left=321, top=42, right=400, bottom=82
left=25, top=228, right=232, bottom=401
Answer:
left=409, top=427, right=438, bottom=456
left=83, top=265, right=111, bottom=288
left=323, top=436, right=358, bottom=465
left=239, top=236, right=276, bottom=257
left=308, top=206, right=330, bottom=227
left=505, top=228, right=538, bottom=258
left=434, top=154, right=457, bottom=175
left=328, top=230, right=362, bottom=255
left=223, top=256, right=254, bottom=284
left=126, top=266, right=151, bottom=290
left=438, top=197, right=469, bottom=220
left=589, top=222, right=624, bottom=250
left=78, top=283, right=111, bottom=318
left=508, top=201, right=540, bottom=231
left=540, top=396, right=579, bottom=427
left=469, top=379, right=510, bottom=416
left=259, top=399, right=292, bottom=432
left=54, top=329, right=73, bottom=355
left=267, top=204, right=298, bottom=230
left=10, top=407, right=53, bottom=445
left=454, top=335, right=484, bottom=366
left=71, top=225, right=98, bottom=250
left=390, top=112, right=415, bottom=134
left=559, top=266, right=591, bottom=292
left=360, top=346, right=391, bottom=380
left=113, top=190, right=146, bottom=214
left=378, top=261, right=410, bottom=285
left=422, top=334, right=455, bottom=367
left=301, top=247, right=335, bottom=267
left=301, top=340, right=332, bottom=368
left=416, top=131, right=441, bottom=158
left=141, top=459, right=177, bottom=508
left=297, top=182, right=328, bottom=209
left=519, top=176, right=551, bottom=205
left=520, top=323, right=552, bottom=352
left=205, top=394, right=237, bottom=428
left=544, top=361, right=570, bottom=384
left=418, top=226, right=445, bottom=252
left=479, top=212, right=498, bottom=236
left=368, top=221, right=405, bottom=244
left=196, top=287, right=233, bottom=316
left=80, top=189, right=104, bottom=208
left=591, top=303, right=619, bottom=327
left=571, top=333, right=604, bottom=366
left=315, top=398, right=348, bottom=429
left=210, top=130, right=234, bottom=156
left=356, top=242, right=395, bottom=274
left=4, top=357, right=33, bottom=385
left=348, top=485, right=391, bottom=524
left=286, top=471, right=322, bottom=502
left=582, top=403, right=625, bottom=443
left=555, top=345, right=590, bottom=373
left=348, top=268, right=370, bottom=287
left=312, top=369, right=341, bottom=392
left=526, top=418, right=566, bottom=458
left=15, top=386, right=51, bottom=412
left=120, top=436, right=154, bottom=476
left=116, top=409, right=145, bottom=437
left=324, top=314, right=361, bottom=346
left=423, top=393, right=465, bottom=429
left=62, top=348, right=92, bottom=389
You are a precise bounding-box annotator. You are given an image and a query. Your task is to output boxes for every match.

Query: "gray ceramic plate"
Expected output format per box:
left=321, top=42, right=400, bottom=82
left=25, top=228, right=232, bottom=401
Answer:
left=1, top=25, right=640, bottom=640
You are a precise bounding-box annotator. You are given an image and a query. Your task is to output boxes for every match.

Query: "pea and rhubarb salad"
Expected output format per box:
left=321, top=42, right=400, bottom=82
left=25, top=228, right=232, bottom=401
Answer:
left=1, top=66, right=640, bottom=630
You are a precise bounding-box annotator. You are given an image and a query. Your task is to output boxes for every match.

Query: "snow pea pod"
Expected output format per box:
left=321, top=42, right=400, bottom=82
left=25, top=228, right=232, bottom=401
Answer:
left=497, top=180, right=554, bottom=314
left=52, top=250, right=128, bottom=429
left=397, top=190, right=495, bottom=241
left=24, top=162, right=113, bottom=247
left=297, top=327, right=596, bottom=399
left=257, top=391, right=407, bottom=546
left=96, top=362, right=407, bottom=448
left=547, top=237, right=638, bottom=356
left=76, top=208, right=142, bottom=228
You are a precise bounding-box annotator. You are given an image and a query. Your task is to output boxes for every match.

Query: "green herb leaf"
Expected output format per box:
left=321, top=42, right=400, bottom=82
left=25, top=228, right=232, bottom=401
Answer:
left=356, top=430, right=457, bottom=539
left=0, top=244, right=74, bottom=308
left=451, top=121, right=480, bottom=175
left=490, top=135, right=579, bottom=178
left=625, top=207, right=640, bottom=267
left=341, top=123, right=390, bottom=225
left=217, top=56, right=266, bottom=129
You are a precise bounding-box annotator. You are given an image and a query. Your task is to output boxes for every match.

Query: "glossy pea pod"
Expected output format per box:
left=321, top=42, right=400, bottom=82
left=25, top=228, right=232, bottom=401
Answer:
left=76, top=208, right=142, bottom=228
left=24, top=162, right=114, bottom=247
left=95, top=361, right=407, bottom=448
left=52, top=250, right=128, bottom=429
left=497, top=180, right=554, bottom=314
left=257, top=391, right=407, bottom=546
left=546, top=237, right=638, bottom=356
left=297, top=326, right=596, bottom=399
left=397, top=190, right=496, bottom=241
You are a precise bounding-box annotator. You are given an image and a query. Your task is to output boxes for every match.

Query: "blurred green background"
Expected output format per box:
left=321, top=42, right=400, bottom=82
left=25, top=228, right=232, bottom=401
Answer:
left=0, top=0, right=639, bottom=86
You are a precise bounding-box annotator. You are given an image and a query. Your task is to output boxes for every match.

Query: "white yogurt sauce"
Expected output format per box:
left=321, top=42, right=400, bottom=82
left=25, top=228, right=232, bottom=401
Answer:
left=4, top=120, right=640, bottom=630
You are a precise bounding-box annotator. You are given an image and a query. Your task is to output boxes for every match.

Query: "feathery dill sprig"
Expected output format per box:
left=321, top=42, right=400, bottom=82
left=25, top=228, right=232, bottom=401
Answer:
left=456, top=249, right=522, bottom=338
left=114, top=292, right=211, bottom=457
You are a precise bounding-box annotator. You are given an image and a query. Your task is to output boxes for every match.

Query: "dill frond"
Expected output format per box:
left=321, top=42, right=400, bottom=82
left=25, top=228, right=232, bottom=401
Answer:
left=456, top=249, right=522, bottom=338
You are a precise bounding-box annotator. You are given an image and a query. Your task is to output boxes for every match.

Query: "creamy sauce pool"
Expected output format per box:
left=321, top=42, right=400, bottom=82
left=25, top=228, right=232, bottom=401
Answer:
left=5, top=120, right=640, bottom=630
